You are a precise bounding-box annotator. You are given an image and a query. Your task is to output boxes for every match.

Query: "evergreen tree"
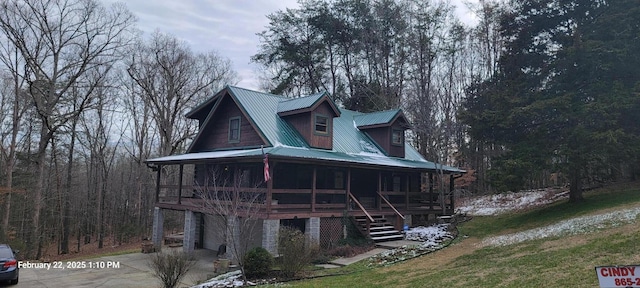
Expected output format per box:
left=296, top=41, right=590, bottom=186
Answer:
left=461, top=0, right=640, bottom=201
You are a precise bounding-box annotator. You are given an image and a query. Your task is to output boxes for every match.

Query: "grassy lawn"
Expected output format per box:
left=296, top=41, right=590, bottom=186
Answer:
left=463, top=182, right=640, bottom=238
left=283, top=183, right=640, bottom=288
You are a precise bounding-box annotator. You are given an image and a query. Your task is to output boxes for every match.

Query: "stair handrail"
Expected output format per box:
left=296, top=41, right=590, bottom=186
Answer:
left=377, top=191, right=405, bottom=220
left=348, top=192, right=375, bottom=222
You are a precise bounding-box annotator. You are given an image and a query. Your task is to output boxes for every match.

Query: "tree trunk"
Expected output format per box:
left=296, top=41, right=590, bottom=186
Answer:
left=33, top=124, right=51, bottom=259
left=97, top=170, right=105, bottom=249
left=2, top=69, right=22, bottom=237
left=568, top=163, right=584, bottom=203
left=61, top=119, right=78, bottom=254
left=3, top=158, right=14, bottom=237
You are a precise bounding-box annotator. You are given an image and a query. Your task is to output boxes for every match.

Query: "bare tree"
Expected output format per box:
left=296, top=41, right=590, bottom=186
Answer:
left=0, top=0, right=135, bottom=257
left=120, top=71, right=157, bottom=237
left=78, top=82, right=122, bottom=249
left=0, top=16, right=33, bottom=240
left=0, top=68, right=29, bottom=238
left=126, top=31, right=238, bottom=157
left=195, top=167, right=265, bottom=281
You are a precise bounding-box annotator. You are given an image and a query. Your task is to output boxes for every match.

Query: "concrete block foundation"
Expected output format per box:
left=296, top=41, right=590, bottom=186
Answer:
left=152, top=207, right=164, bottom=250
left=183, top=210, right=196, bottom=252
left=261, top=219, right=280, bottom=255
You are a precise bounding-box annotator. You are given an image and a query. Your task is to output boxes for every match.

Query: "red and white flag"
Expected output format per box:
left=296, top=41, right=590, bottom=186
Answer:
left=263, top=153, right=271, bottom=182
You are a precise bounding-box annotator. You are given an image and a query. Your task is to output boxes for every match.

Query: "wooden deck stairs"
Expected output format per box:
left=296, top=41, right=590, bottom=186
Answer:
left=354, top=215, right=404, bottom=243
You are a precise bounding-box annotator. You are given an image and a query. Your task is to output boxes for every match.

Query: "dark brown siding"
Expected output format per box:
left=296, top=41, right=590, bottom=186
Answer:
left=364, top=125, right=405, bottom=158
left=309, top=102, right=334, bottom=149
left=190, top=95, right=265, bottom=152
left=281, top=101, right=334, bottom=149
left=365, top=127, right=390, bottom=154
left=284, top=113, right=311, bottom=142
left=388, top=124, right=405, bottom=158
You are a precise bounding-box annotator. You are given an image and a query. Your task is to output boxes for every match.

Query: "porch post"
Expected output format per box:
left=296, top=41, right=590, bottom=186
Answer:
left=183, top=210, right=196, bottom=252
left=377, top=171, right=382, bottom=211
left=155, top=165, right=162, bottom=203
left=449, top=174, right=455, bottom=212
left=267, top=163, right=273, bottom=214
left=429, top=173, right=434, bottom=193
left=178, top=164, right=184, bottom=204
left=428, top=173, right=434, bottom=210
left=233, top=167, right=239, bottom=208
left=346, top=168, right=351, bottom=210
left=405, top=174, right=409, bottom=209
left=152, top=207, right=164, bottom=250
left=312, top=167, right=317, bottom=212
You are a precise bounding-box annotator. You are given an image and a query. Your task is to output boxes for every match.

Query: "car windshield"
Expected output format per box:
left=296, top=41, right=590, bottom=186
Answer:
left=0, top=247, right=13, bottom=258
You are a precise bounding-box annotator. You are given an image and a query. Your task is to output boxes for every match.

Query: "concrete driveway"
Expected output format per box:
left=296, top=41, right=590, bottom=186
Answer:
left=5, top=248, right=217, bottom=288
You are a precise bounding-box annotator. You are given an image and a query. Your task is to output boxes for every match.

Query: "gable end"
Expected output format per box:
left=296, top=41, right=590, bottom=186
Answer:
left=188, top=92, right=268, bottom=152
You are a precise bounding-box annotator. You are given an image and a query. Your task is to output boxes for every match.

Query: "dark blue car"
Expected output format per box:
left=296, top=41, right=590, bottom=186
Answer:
left=0, top=244, right=18, bottom=285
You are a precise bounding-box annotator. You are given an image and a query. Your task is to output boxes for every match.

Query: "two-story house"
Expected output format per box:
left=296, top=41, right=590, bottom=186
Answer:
left=146, top=86, right=463, bottom=257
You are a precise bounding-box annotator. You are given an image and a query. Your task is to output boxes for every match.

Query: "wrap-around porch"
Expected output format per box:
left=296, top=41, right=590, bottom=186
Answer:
left=151, top=159, right=457, bottom=220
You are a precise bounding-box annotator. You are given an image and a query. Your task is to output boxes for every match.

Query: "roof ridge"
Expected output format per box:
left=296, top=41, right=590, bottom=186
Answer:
left=354, top=108, right=401, bottom=116
left=277, top=91, right=326, bottom=103
left=227, top=85, right=287, bottom=99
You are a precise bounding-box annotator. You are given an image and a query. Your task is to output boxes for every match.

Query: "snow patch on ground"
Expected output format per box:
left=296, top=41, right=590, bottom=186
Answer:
left=483, top=206, right=640, bottom=247
left=457, top=188, right=568, bottom=216
left=459, top=188, right=640, bottom=246
left=368, top=224, right=455, bottom=266
left=192, top=270, right=248, bottom=288
left=405, top=224, right=451, bottom=244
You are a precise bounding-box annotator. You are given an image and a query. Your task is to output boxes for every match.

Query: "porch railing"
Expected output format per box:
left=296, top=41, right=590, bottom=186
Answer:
left=378, top=191, right=405, bottom=230
left=156, top=184, right=453, bottom=215
left=348, top=192, right=374, bottom=234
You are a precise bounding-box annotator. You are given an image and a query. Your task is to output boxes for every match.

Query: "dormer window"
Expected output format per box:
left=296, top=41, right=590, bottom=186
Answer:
left=392, top=129, right=403, bottom=146
left=228, top=116, right=241, bottom=143
left=314, top=114, right=329, bottom=135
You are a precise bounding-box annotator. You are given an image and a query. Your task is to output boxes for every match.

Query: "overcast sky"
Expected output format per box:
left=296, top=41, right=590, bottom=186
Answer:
left=105, top=0, right=477, bottom=91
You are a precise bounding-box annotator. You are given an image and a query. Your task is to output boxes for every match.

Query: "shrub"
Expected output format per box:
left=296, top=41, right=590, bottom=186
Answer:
left=278, top=226, right=320, bottom=278
left=339, top=212, right=373, bottom=247
left=328, top=244, right=356, bottom=257
left=149, top=250, right=196, bottom=288
left=244, top=246, right=273, bottom=278
left=311, top=252, right=332, bottom=264
left=328, top=243, right=374, bottom=258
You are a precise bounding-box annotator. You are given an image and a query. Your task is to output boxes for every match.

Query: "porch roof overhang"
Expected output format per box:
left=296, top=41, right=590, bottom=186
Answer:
left=145, top=146, right=465, bottom=174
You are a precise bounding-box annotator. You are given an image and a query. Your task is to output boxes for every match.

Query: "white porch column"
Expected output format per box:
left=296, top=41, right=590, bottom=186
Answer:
left=152, top=207, right=164, bottom=250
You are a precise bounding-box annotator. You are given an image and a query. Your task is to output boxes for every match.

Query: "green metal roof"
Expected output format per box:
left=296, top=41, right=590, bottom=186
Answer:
left=332, top=108, right=384, bottom=154
left=277, top=92, right=326, bottom=113
left=226, top=86, right=309, bottom=147
left=147, top=86, right=463, bottom=173
left=353, top=109, right=402, bottom=128
left=146, top=145, right=463, bottom=172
